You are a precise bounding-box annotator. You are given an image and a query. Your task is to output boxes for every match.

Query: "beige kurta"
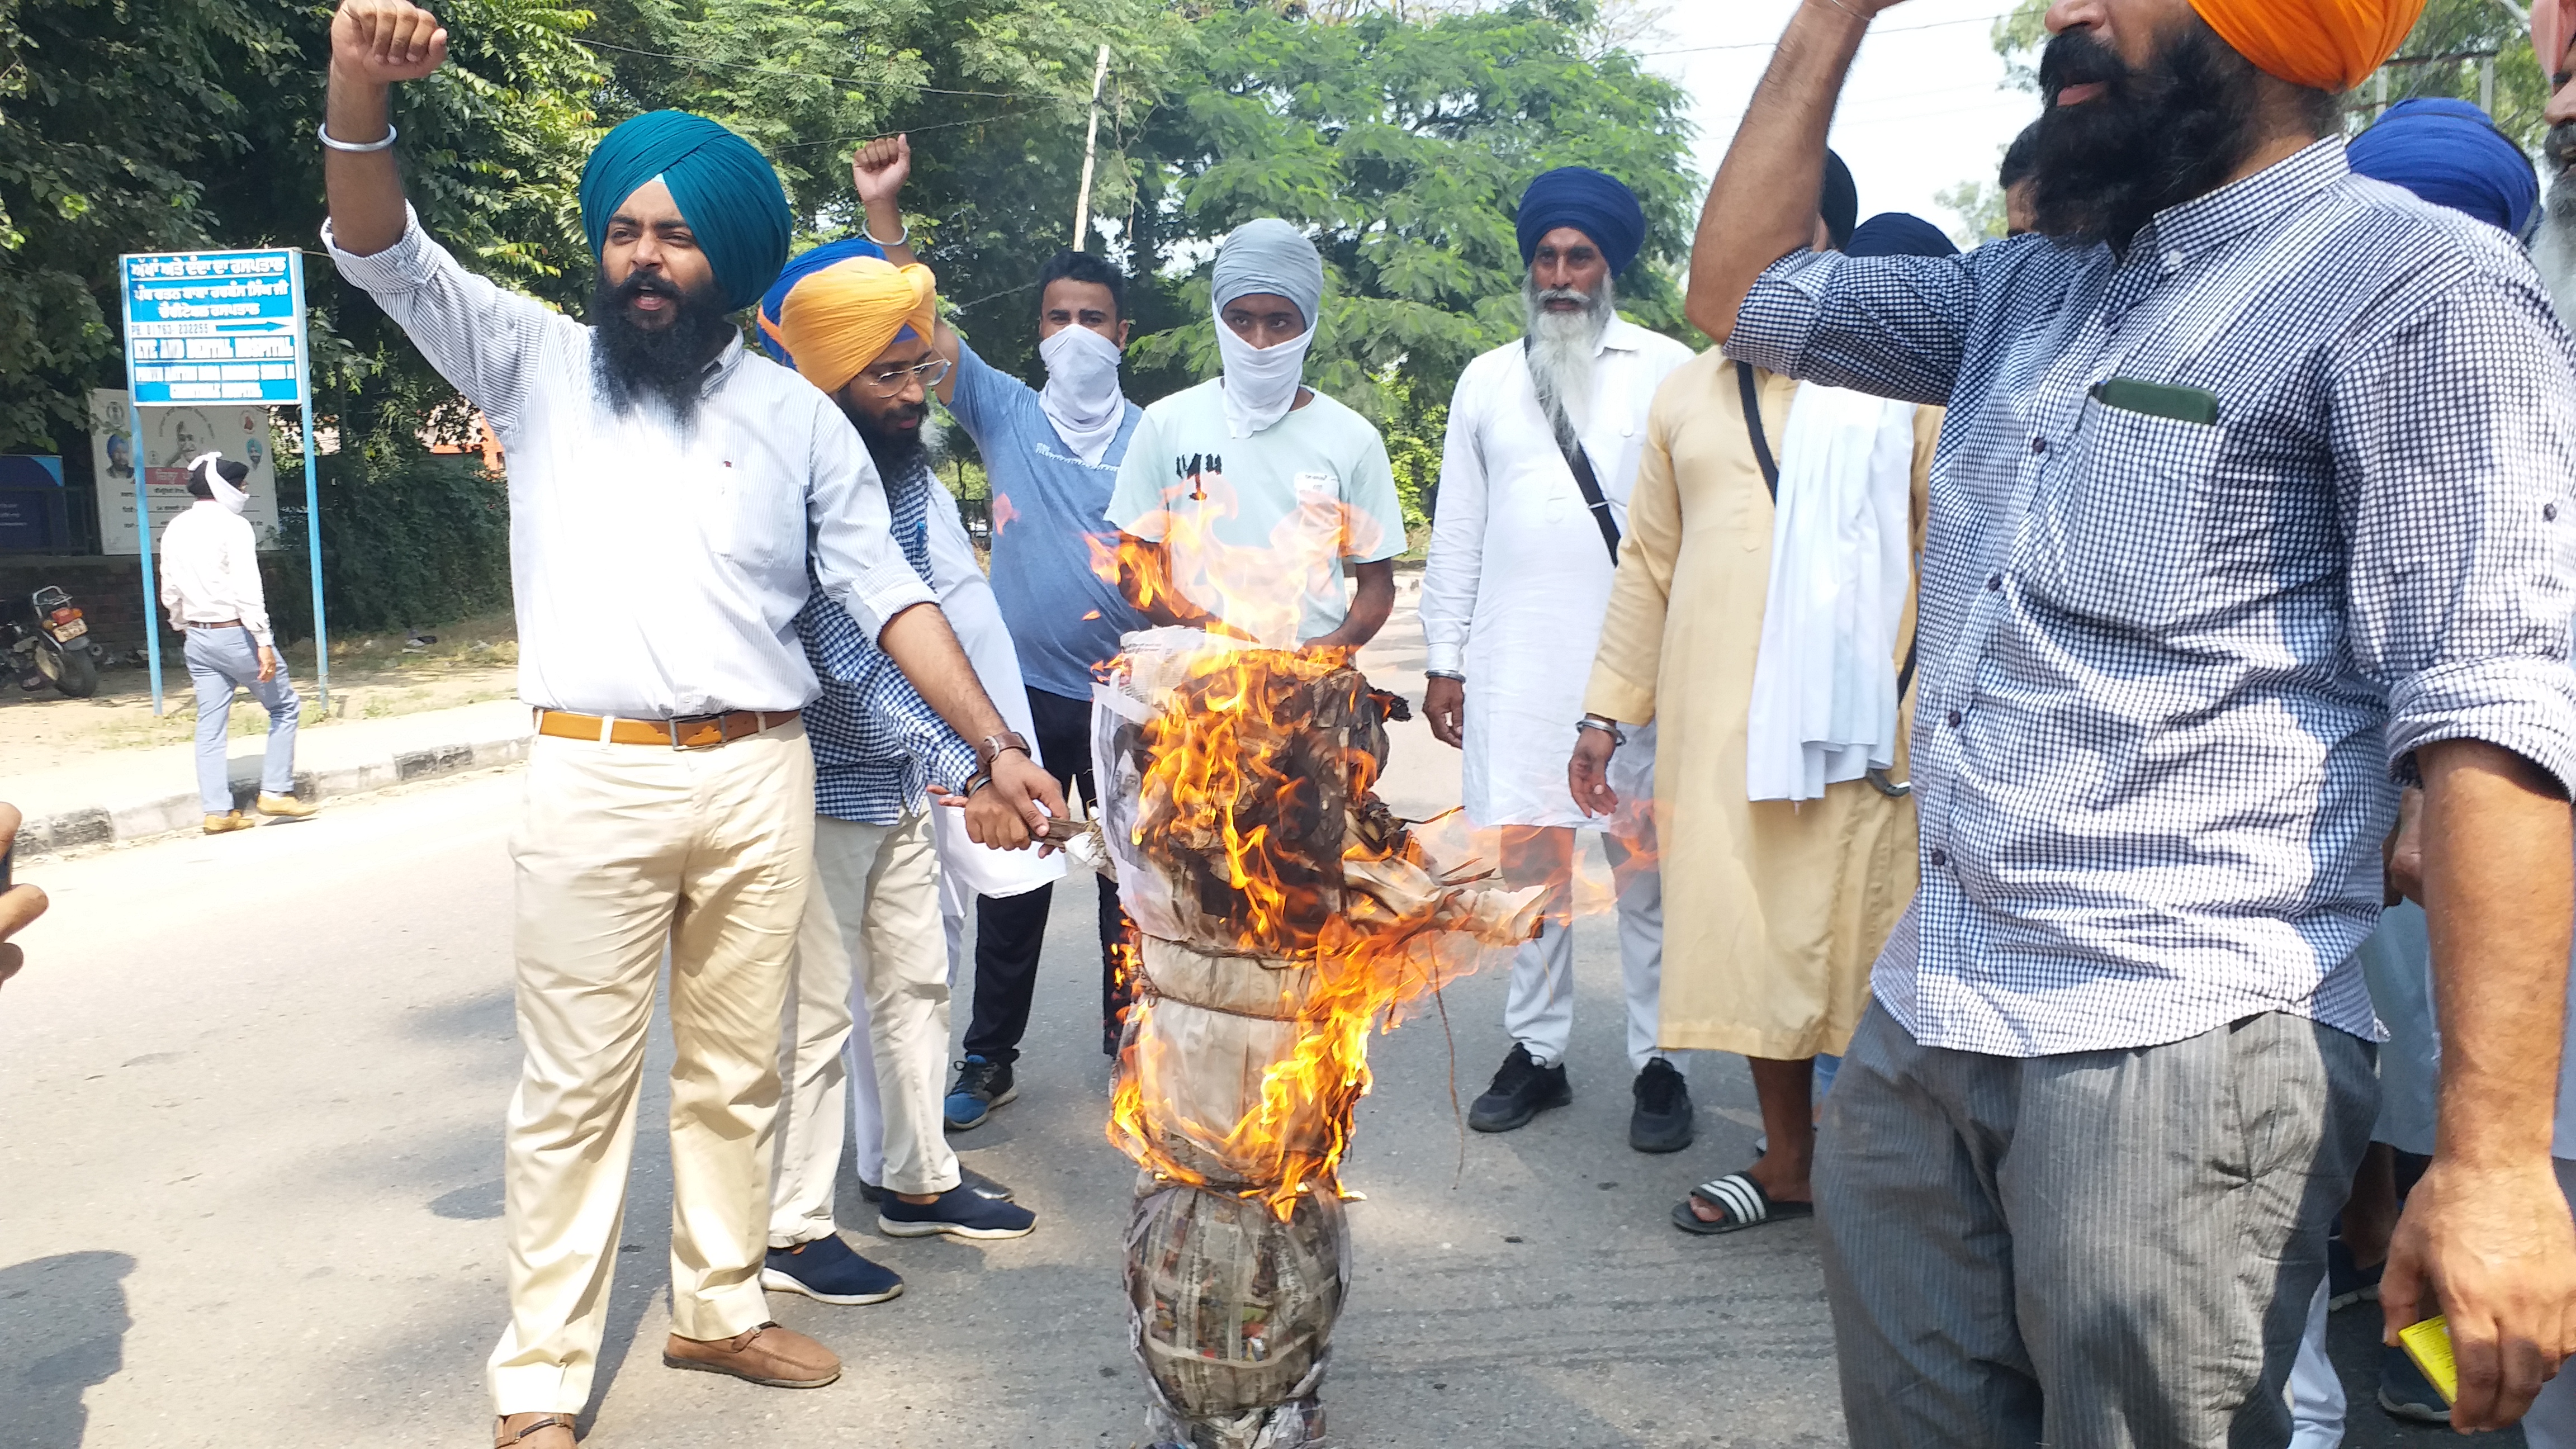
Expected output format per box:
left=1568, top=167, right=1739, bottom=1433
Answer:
left=1582, top=354, right=1936, bottom=1060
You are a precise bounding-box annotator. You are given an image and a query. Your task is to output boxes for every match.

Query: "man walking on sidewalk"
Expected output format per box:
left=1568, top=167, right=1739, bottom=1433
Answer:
left=1420, top=167, right=1695, bottom=1151
left=160, top=452, right=314, bottom=834
left=320, top=4, right=1063, bottom=1445
left=839, top=136, right=1148, bottom=1113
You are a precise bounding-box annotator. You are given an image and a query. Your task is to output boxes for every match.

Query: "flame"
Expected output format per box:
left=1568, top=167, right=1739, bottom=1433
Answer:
left=989, top=490, right=1021, bottom=537
left=1087, top=468, right=1381, bottom=651
left=1102, top=642, right=1540, bottom=1219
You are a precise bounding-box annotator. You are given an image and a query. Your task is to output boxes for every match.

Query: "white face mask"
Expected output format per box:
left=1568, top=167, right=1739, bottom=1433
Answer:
left=1038, top=325, right=1127, bottom=466
left=1214, top=313, right=1313, bottom=439
left=188, top=451, right=249, bottom=515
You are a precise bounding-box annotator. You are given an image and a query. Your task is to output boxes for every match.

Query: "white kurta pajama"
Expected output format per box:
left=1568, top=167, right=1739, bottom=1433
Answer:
left=1421, top=316, right=1696, bottom=1069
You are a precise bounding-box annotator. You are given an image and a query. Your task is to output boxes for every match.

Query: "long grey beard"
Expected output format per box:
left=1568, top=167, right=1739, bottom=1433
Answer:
left=1524, top=272, right=1614, bottom=452
left=2537, top=166, right=2576, bottom=335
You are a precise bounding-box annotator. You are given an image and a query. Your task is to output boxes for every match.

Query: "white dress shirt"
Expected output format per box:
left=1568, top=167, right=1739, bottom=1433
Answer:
left=159, top=500, right=273, bottom=646
left=325, top=209, right=937, bottom=718
left=1419, top=315, right=1694, bottom=828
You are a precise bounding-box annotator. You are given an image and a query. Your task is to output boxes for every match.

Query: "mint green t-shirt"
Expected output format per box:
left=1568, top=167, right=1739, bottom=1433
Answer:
left=1106, top=378, right=1404, bottom=648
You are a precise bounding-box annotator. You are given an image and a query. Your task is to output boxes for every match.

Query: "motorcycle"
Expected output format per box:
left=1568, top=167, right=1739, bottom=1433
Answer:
left=3, top=584, right=102, bottom=698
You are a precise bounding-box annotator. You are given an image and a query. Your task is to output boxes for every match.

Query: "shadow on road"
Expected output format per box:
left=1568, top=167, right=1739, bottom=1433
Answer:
left=0, top=1250, right=135, bottom=1448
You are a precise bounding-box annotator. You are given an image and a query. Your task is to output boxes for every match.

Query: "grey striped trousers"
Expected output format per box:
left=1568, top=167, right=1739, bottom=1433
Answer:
left=1815, top=1002, right=2374, bottom=1448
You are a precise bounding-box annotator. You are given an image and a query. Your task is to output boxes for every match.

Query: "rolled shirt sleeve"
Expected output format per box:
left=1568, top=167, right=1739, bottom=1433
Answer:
left=2331, top=271, right=2576, bottom=793
left=807, top=412, right=940, bottom=640
left=1727, top=247, right=1979, bottom=409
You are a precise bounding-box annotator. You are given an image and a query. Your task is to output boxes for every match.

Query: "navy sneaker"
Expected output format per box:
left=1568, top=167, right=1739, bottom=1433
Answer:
left=879, top=1183, right=1038, bottom=1240
left=858, top=1164, right=1015, bottom=1204
left=760, top=1234, right=903, bottom=1306
left=944, top=1055, right=1018, bottom=1131
left=2326, top=1237, right=2383, bottom=1310
left=2378, top=1343, right=2450, bottom=1423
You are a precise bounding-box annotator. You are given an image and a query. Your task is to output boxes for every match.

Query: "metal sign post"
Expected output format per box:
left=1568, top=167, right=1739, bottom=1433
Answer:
left=117, top=247, right=322, bottom=715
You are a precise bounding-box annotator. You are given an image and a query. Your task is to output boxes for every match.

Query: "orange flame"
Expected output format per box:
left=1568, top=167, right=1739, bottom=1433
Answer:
left=1101, top=643, right=1538, bottom=1219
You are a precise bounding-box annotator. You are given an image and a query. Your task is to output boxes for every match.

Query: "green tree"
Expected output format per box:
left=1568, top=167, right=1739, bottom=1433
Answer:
left=1118, top=1, right=1701, bottom=438
left=1936, top=176, right=2007, bottom=246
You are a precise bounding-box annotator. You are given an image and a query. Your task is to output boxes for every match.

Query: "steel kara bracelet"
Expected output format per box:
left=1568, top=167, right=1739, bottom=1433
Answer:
left=1425, top=669, right=1464, bottom=681
left=1575, top=716, right=1626, bottom=747
left=317, top=121, right=399, bottom=153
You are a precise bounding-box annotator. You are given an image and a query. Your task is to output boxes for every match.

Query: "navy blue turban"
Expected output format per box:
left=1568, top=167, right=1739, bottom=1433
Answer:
left=2348, top=98, right=2539, bottom=236
left=1847, top=212, right=1959, bottom=259
left=756, top=236, right=888, bottom=372
left=579, top=111, right=794, bottom=313
left=1518, top=167, right=1647, bottom=276
left=1821, top=150, right=1859, bottom=250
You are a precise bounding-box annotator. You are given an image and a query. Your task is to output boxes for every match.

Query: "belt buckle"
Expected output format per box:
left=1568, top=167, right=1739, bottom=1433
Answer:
left=666, top=712, right=730, bottom=751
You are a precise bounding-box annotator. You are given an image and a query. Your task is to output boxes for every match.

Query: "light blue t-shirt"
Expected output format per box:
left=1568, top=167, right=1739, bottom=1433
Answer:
left=1106, top=378, right=1404, bottom=648
left=944, top=338, right=1147, bottom=700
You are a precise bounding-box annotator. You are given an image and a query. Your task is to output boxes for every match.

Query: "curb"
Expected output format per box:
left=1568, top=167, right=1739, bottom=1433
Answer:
left=15, top=725, right=532, bottom=855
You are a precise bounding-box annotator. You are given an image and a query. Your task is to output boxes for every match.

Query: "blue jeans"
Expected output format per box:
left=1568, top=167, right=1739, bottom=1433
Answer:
left=184, top=626, right=299, bottom=812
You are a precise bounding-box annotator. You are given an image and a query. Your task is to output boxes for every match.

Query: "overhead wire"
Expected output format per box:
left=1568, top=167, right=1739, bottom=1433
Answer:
left=570, top=35, right=1034, bottom=98
left=1631, top=11, right=2012, bottom=58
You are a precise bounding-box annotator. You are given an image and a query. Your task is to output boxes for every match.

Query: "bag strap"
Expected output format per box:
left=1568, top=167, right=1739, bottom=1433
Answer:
left=1736, top=358, right=1780, bottom=501
left=1527, top=337, right=1622, bottom=564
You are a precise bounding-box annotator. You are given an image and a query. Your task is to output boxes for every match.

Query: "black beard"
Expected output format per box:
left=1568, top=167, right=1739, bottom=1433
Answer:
left=847, top=401, right=931, bottom=484
left=590, top=270, right=735, bottom=422
left=2025, top=20, right=2268, bottom=253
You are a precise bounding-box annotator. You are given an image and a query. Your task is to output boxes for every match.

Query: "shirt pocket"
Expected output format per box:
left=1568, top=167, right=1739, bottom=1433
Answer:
left=704, top=447, right=806, bottom=577
left=2023, top=397, right=2227, bottom=631
left=1292, top=468, right=1349, bottom=556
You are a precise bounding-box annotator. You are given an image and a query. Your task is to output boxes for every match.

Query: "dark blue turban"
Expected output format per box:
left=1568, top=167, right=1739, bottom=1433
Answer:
left=1822, top=150, right=1859, bottom=250
left=1847, top=212, right=1959, bottom=259
left=2348, top=98, right=2539, bottom=236
left=580, top=110, right=794, bottom=313
left=1518, top=167, right=1647, bottom=276
left=756, top=236, right=888, bottom=372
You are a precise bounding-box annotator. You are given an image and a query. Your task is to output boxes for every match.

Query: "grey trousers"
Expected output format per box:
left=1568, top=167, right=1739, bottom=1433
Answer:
left=1814, top=1001, right=2375, bottom=1449
left=184, top=626, right=299, bottom=813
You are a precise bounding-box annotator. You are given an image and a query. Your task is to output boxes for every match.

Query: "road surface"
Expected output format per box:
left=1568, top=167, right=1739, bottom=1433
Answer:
left=0, top=606, right=2480, bottom=1446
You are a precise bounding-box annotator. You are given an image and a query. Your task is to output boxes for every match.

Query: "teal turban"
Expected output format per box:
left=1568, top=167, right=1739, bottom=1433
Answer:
left=579, top=111, right=793, bottom=313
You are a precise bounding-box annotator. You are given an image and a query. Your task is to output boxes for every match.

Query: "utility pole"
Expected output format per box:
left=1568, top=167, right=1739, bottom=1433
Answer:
left=1072, top=43, right=1112, bottom=250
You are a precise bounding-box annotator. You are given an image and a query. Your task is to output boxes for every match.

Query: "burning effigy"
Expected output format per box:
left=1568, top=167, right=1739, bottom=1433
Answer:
left=1083, top=626, right=1546, bottom=1449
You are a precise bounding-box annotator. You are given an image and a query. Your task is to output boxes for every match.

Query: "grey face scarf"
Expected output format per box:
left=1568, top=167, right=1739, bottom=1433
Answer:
left=1210, top=219, right=1325, bottom=438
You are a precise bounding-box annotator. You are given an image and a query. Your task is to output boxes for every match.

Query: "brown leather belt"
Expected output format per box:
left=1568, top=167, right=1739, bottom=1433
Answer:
left=187, top=619, right=244, bottom=631
left=534, top=708, right=802, bottom=749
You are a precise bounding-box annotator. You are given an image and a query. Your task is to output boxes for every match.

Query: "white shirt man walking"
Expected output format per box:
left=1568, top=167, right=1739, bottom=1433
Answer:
left=1420, top=168, right=1695, bottom=1152
left=159, top=452, right=314, bottom=834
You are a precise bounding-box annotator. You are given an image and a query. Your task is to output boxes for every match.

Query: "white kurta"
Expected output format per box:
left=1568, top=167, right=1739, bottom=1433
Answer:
left=1419, top=317, right=1696, bottom=828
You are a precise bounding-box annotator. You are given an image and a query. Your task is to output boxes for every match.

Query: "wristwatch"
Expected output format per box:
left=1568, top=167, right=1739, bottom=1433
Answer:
left=1575, top=716, right=1626, bottom=747
left=976, top=731, right=1033, bottom=770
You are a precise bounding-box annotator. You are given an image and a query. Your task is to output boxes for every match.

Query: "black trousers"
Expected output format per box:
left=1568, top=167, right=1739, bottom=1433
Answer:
left=963, top=685, right=1133, bottom=1063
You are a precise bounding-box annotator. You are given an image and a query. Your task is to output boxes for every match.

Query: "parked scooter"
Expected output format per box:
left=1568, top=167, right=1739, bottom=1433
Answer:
left=3, top=584, right=102, bottom=698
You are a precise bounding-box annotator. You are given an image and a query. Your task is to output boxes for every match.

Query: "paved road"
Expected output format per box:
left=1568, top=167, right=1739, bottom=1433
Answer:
left=0, top=605, right=2492, bottom=1446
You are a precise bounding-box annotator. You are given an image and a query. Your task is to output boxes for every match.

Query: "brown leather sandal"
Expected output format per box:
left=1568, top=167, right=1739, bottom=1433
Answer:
left=495, top=1413, right=576, bottom=1448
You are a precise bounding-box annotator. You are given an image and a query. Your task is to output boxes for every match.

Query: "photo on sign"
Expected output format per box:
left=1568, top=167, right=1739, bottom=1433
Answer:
left=87, top=389, right=283, bottom=556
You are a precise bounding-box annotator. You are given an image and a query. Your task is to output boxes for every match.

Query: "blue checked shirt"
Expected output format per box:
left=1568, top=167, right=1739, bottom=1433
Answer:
left=1731, top=138, right=2576, bottom=1057
left=797, top=454, right=979, bottom=825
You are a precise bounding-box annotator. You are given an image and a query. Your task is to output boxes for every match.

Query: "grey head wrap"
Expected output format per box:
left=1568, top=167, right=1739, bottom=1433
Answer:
left=1211, top=219, right=1324, bottom=329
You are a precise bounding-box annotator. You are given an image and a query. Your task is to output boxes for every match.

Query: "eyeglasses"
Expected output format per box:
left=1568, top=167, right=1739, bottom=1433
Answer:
left=855, top=356, right=951, bottom=395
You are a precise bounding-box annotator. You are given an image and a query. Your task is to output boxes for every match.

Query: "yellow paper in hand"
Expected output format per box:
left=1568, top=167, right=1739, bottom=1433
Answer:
left=2398, top=1315, right=2458, bottom=1406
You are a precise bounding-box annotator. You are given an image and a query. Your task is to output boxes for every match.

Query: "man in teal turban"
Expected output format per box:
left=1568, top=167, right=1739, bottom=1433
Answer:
left=315, top=4, right=1068, bottom=1445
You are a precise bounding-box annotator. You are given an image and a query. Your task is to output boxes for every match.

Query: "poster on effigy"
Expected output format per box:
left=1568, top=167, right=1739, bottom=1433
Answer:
left=87, top=389, right=283, bottom=555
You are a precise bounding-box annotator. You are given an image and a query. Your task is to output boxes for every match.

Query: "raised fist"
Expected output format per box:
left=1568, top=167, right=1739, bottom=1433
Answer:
left=852, top=134, right=913, bottom=207
left=332, top=0, right=449, bottom=84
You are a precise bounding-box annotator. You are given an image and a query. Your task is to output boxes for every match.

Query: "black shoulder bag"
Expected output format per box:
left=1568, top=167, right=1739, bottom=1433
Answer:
left=1527, top=337, right=1622, bottom=565
left=1737, top=359, right=1916, bottom=797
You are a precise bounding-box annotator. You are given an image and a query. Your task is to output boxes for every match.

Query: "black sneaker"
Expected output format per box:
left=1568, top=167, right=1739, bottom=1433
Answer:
left=1469, top=1044, right=1572, bottom=1133
left=944, top=1054, right=1017, bottom=1131
left=1629, top=1058, right=1694, bottom=1153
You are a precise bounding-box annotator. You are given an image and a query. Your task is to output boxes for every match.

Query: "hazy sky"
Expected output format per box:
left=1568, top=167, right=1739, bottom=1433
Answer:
left=1632, top=0, right=2044, bottom=238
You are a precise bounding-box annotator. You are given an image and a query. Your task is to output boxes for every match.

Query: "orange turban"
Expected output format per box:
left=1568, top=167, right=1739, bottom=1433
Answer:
left=756, top=256, right=939, bottom=396
left=2187, top=0, right=2423, bottom=93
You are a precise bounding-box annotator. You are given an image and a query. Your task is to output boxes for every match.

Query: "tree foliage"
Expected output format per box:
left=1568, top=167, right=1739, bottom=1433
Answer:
left=2, top=0, right=1695, bottom=615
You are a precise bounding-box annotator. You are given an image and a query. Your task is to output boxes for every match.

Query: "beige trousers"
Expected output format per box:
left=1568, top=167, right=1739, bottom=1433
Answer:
left=768, top=811, right=958, bottom=1246
left=486, top=722, right=813, bottom=1415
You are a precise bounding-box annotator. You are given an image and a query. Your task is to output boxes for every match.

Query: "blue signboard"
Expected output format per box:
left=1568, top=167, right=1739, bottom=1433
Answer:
left=119, top=248, right=309, bottom=406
